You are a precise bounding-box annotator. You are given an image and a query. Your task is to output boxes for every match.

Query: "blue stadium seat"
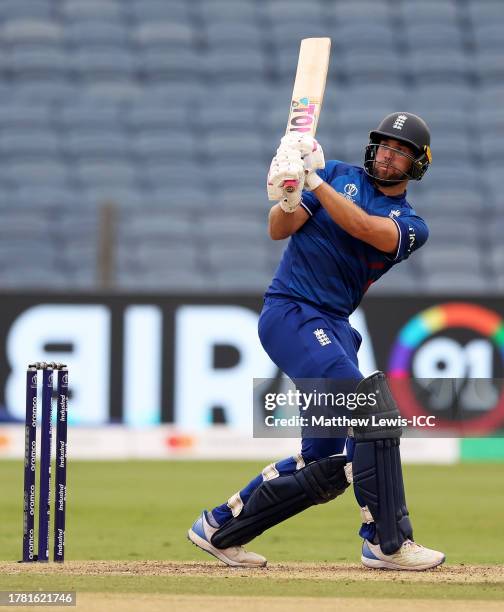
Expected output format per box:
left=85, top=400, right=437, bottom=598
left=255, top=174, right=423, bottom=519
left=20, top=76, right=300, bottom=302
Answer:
left=5, top=161, right=70, bottom=188
left=477, top=85, right=504, bottom=112
left=83, top=82, right=143, bottom=102
left=7, top=48, right=69, bottom=78
left=203, top=49, right=266, bottom=83
left=198, top=101, right=259, bottom=133
left=201, top=0, right=258, bottom=24
left=1, top=19, right=63, bottom=46
left=205, top=132, right=264, bottom=161
left=417, top=246, right=483, bottom=274
left=425, top=216, right=479, bottom=247
left=119, top=209, right=193, bottom=242
left=0, top=1, right=53, bottom=20
left=339, top=83, right=409, bottom=111
left=368, top=270, right=420, bottom=294
left=479, top=133, right=504, bottom=161
left=338, top=50, right=404, bottom=84
left=211, top=160, right=265, bottom=190
left=270, top=22, right=332, bottom=54
left=424, top=271, right=491, bottom=293
left=419, top=186, right=485, bottom=216
left=488, top=245, right=504, bottom=273
left=213, top=268, right=272, bottom=291
left=475, top=107, right=504, bottom=133
left=146, top=82, right=207, bottom=104
left=13, top=81, right=79, bottom=101
left=399, top=0, right=459, bottom=24
left=205, top=22, right=262, bottom=52
left=200, top=215, right=267, bottom=245
left=58, top=98, right=121, bottom=129
left=0, top=102, right=51, bottom=127
left=466, top=1, right=503, bottom=26
left=64, top=129, right=131, bottom=160
left=0, top=128, right=61, bottom=159
left=127, top=0, right=192, bottom=24
left=65, top=21, right=129, bottom=48
left=135, top=242, right=200, bottom=270
left=149, top=186, right=210, bottom=210
left=474, top=50, right=504, bottom=84
left=407, top=83, right=474, bottom=110
left=430, top=132, right=472, bottom=163
left=139, top=48, right=202, bottom=81
left=71, top=48, right=138, bottom=81
left=75, top=160, right=138, bottom=187
left=82, top=187, right=145, bottom=208
left=0, top=266, right=66, bottom=289
left=133, top=22, right=196, bottom=49
left=329, top=1, right=390, bottom=25
left=142, top=162, right=209, bottom=190
left=409, top=50, right=472, bottom=84
left=124, top=98, right=189, bottom=131
left=332, top=23, right=397, bottom=53
left=0, top=212, right=51, bottom=238
left=207, top=243, right=270, bottom=273
left=406, top=108, right=468, bottom=132
left=263, top=0, right=324, bottom=24
left=15, top=185, right=81, bottom=208
left=425, top=161, right=480, bottom=190
left=473, top=24, right=504, bottom=51
left=58, top=209, right=99, bottom=236
left=134, top=130, right=196, bottom=161
left=404, top=23, right=464, bottom=51
left=61, top=0, right=126, bottom=22
left=215, top=187, right=265, bottom=213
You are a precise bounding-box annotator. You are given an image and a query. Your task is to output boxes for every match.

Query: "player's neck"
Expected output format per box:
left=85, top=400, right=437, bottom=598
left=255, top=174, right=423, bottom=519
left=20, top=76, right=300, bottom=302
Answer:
left=374, top=180, right=408, bottom=197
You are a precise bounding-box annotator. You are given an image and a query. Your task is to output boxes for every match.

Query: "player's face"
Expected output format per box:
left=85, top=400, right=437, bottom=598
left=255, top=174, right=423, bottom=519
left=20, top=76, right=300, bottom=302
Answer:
left=374, top=138, right=415, bottom=181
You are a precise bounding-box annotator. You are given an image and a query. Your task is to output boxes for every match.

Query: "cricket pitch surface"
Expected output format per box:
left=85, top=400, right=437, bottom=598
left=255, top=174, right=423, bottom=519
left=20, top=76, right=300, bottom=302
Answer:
left=1, top=561, right=503, bottom=612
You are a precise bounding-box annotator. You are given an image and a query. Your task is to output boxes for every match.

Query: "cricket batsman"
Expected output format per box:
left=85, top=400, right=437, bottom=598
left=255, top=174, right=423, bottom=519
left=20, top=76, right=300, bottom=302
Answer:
left=188, top=112, right=445, bottom=571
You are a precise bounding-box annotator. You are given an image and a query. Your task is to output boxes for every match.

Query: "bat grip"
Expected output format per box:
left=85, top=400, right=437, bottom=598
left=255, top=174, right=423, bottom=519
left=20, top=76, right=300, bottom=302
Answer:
left=283, top=179, right=299, bottom=193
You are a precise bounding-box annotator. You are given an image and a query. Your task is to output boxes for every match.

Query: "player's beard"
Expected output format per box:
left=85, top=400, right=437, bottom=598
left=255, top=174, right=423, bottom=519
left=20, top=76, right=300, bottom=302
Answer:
left=372, top=160, right=408, bottom=183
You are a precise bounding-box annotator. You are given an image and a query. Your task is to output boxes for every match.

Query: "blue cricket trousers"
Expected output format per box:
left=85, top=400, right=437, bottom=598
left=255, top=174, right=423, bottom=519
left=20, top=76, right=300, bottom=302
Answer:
left=211, top=296, right=364, bottom=525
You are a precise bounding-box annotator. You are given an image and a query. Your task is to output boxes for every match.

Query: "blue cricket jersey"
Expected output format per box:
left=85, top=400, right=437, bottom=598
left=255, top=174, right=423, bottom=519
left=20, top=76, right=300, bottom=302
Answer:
left=265, top=160, right=429, bottom=317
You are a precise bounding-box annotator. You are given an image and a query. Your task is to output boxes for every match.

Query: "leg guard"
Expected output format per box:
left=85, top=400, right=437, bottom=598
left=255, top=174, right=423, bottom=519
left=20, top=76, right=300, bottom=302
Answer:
left=211, top=455, right=349, bottom=549
left=350, top=371, right=413, bottom=555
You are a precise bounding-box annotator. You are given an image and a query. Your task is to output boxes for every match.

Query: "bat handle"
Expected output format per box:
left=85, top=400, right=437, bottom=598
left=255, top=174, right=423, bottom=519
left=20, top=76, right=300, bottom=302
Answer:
left=283, top=179, right=299, bottom=193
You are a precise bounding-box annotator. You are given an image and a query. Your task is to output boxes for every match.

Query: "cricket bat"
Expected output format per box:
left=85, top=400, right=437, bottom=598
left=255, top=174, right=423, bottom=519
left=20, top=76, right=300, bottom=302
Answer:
left=283, top=37, right=331, bottom=193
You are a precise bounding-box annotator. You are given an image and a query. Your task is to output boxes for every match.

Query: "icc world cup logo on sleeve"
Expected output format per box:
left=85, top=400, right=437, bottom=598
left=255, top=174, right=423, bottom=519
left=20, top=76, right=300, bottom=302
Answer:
left=387, top=302, right=504, bottom=435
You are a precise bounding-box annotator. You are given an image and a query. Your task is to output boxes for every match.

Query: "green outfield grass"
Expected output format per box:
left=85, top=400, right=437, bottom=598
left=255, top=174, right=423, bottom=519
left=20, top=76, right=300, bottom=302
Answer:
left=0, top=460, right=503, bottom=604
left=0, top=460, right=503, bottom=565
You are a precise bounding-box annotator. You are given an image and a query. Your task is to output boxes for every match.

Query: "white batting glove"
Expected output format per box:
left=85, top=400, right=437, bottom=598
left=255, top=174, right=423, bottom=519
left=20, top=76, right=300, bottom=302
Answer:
left=280, top=134, right=325, bottom=169
left=278, top=134, right=325, bottom=192
left=267, top=148, right=305, bottom=202
left=279, top=183, right=303, bottom=212
left=303, top=141, right=325, bottom=191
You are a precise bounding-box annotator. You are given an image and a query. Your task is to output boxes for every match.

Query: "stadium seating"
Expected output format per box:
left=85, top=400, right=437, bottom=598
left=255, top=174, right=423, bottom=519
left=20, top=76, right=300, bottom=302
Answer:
left=0, top=0, right=501, bottom=293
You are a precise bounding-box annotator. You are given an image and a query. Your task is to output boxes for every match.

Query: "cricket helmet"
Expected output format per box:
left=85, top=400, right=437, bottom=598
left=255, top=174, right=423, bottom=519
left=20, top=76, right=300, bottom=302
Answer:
left=364, top=112, right=432, bottom=182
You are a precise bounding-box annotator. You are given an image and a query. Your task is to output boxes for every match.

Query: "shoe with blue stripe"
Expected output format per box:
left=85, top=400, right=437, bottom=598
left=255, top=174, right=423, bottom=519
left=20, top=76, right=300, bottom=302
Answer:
left=187, top=511, right=267, bottom=568
left=362, top=539, right=445, bottom=571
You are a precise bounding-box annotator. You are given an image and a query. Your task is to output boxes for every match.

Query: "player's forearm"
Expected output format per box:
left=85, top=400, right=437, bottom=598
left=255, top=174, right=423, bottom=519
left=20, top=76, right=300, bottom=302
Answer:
left=312, top=182, right=373, bottom=238
left=312, top=182, right=398, bottom=253
left=268, top=202, right=307, bottom=240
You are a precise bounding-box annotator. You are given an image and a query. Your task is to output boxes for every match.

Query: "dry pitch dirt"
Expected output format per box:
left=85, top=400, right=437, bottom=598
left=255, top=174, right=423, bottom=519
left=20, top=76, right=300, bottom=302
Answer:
left=1, top=560, right=503, bottom=583
left=1, top=562, right=503, bottom=612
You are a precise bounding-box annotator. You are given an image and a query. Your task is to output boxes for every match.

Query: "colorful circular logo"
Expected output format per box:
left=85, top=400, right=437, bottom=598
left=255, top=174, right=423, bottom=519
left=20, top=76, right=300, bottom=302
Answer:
left=388, top=302, right=504, bottom=434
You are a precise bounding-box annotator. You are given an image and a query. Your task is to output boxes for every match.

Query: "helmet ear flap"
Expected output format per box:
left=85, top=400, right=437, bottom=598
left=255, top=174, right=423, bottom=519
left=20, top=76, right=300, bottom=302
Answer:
left=409, top=145, right=431, bottom=180
left=424, top=145, right=432, bottom=164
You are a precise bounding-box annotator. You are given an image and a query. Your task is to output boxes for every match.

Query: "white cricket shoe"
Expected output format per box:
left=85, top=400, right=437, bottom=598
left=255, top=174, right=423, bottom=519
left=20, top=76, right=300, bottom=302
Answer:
left=188, top=511, right=267, bottom=568
left=361, top=538, right=445, bottom=571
